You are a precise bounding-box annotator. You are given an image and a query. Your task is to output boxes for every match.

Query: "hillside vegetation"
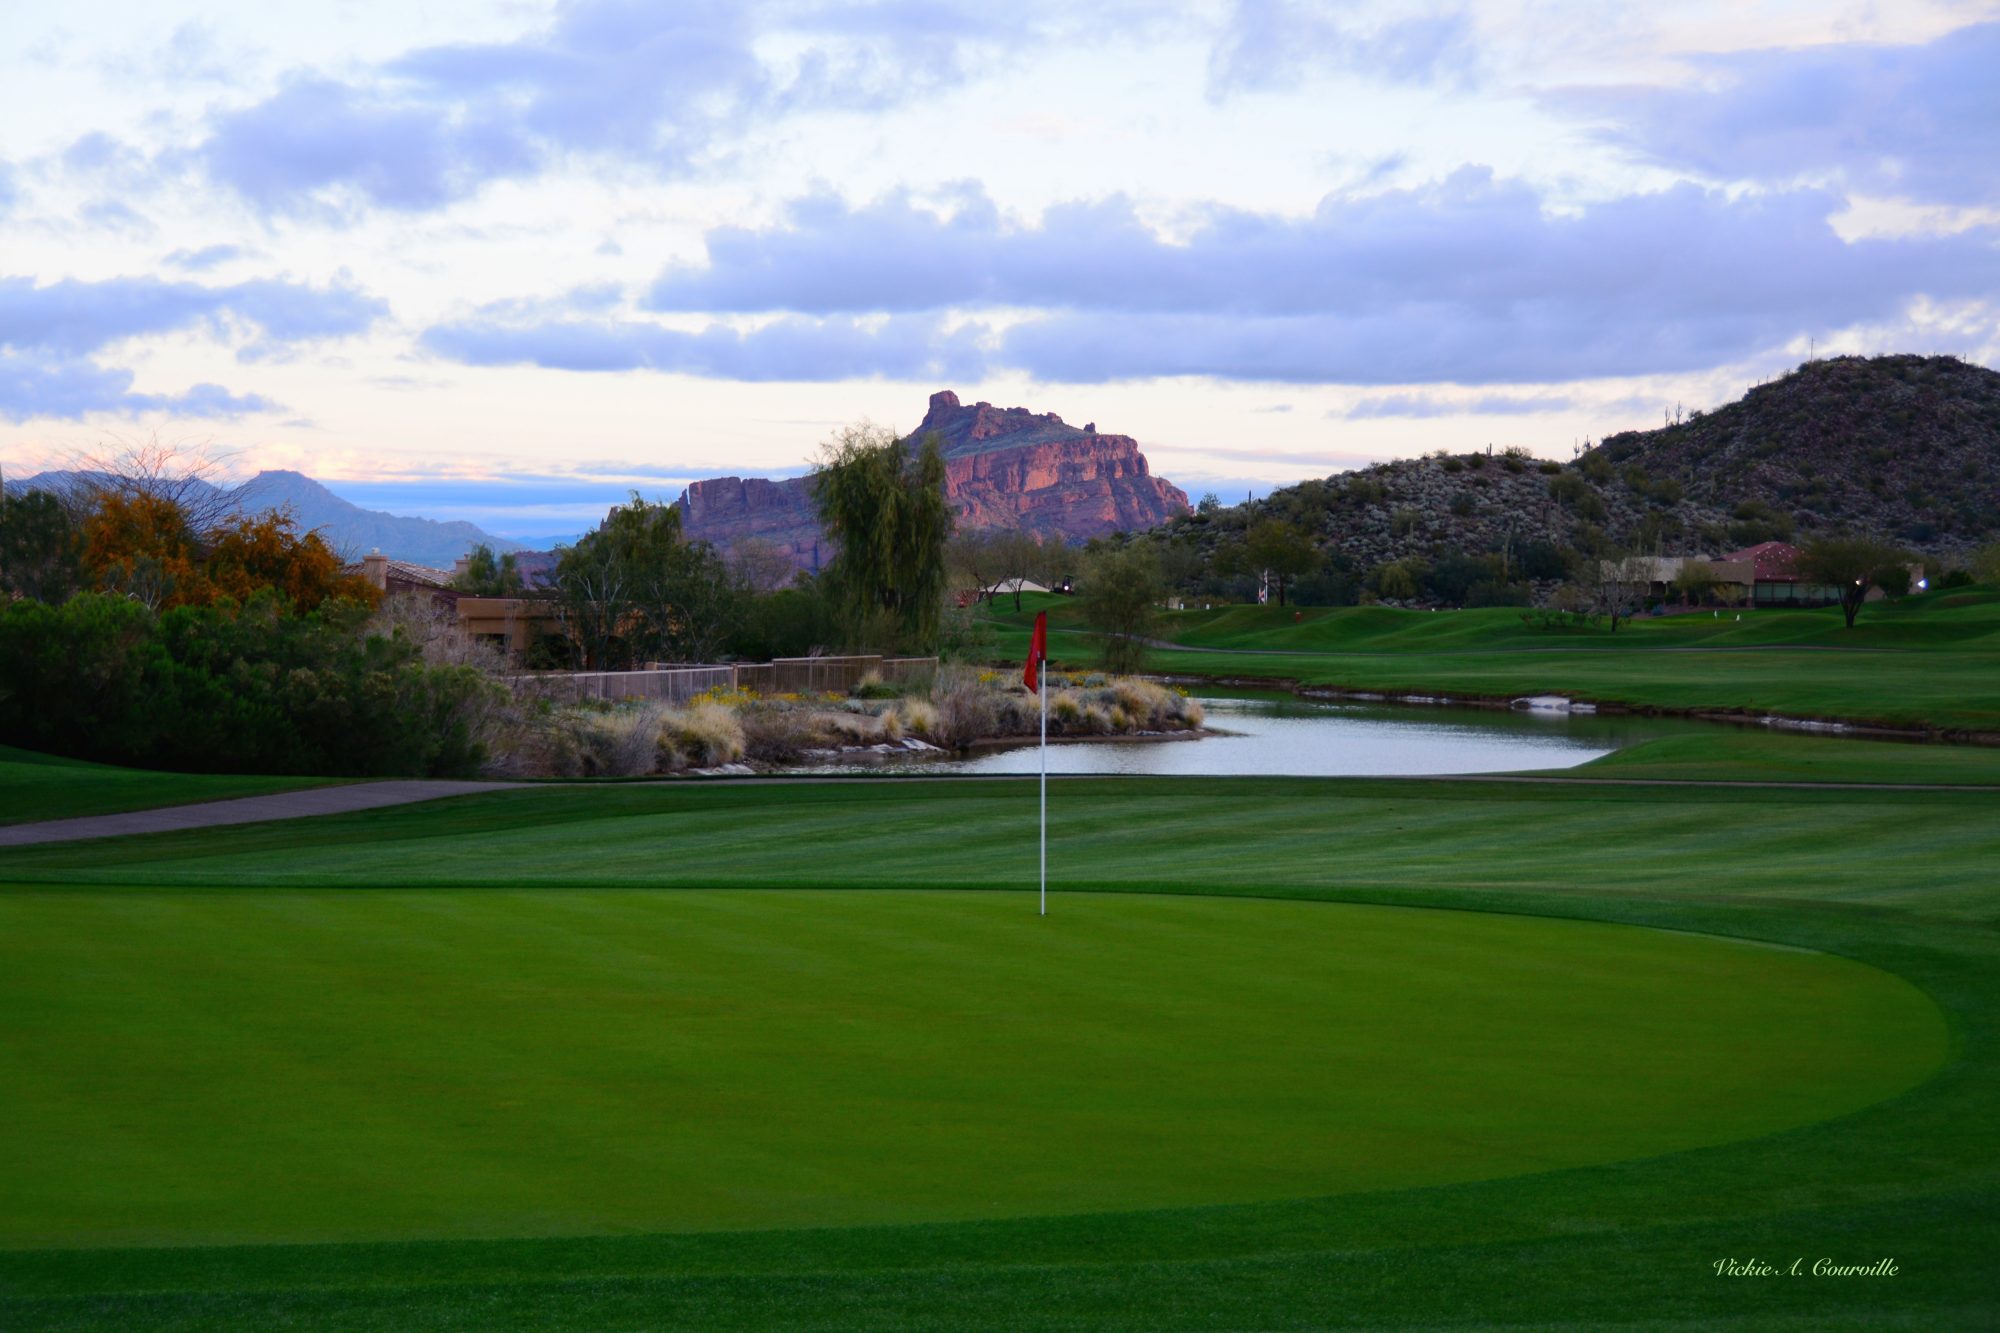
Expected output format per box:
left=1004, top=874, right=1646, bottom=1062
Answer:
left=1137, top=354, right=1999, bottom=608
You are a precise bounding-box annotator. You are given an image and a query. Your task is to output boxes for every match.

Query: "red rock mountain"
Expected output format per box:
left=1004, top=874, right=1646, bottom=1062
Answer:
left=676, top=391, right=1191, bottom=570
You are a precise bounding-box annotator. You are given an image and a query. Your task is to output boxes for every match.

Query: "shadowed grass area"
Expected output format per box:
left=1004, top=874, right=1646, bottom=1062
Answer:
left=984, top=586, right=2000, bottom=731
left=0, top=747, right=341, bottom=827
left=2, top=776, right=1996, bottom=1330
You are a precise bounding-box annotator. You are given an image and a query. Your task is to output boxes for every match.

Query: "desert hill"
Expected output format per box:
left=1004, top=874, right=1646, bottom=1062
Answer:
left=1155, top=354, right=2000, bottom=590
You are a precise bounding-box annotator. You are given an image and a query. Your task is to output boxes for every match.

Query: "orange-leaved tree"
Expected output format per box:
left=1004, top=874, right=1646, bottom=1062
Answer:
left=81, top=492, right=377, bottom=613
left=80, top=489, right=211, bottom=610
left=205, top=512, right=378, bottom=612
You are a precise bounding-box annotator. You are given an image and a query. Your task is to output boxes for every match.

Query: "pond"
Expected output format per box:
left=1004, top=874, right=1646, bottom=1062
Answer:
left=933, top=693, right=1711, bottom=778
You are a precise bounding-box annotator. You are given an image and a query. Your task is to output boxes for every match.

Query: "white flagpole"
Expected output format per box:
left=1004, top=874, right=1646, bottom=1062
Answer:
left=1039, top=655, right=1047, bottom=917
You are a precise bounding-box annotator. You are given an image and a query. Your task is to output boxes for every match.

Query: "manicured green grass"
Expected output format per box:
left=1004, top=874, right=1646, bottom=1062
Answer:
left=7, top=779, right=1993, bottom=919
left=2, top=777, right=1998, bottom=1328
left=1, top=887, right=1939, bottom=1248
left=0, top=747, right=339, bottom=826
left=986, top=586, right=2000, bottom=731
left=1565, top=730, right=2000, bottom=785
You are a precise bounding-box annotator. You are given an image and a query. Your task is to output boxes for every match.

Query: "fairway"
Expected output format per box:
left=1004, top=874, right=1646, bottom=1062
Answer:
left=0, top=887, right=1945, bottom=1248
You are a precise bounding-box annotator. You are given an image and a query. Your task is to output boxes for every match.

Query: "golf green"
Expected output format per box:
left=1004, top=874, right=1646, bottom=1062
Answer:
left=0, top=888, right=1944, bottom=1249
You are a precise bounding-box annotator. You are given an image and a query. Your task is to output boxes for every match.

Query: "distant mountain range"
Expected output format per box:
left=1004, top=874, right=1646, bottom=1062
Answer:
left=5, top=468, right=527, bottom=568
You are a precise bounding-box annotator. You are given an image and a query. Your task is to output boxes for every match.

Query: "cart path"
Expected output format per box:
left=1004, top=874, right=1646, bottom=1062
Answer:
left=0, top=781, right=527, bottom=848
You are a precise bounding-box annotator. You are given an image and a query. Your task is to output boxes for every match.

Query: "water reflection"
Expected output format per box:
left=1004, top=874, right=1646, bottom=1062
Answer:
left=942, top=695, right=1705, bottom=778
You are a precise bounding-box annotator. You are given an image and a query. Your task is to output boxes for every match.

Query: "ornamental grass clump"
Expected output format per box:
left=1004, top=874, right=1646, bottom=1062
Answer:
left=661, top=701, right=746, bottom=769
left=560, top=703, right=667, bottom=777
left=888, top=697, right=940, bottom=742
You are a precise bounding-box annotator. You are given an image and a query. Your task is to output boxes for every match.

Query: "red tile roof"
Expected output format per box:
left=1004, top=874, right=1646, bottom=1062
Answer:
left=1722, top=541, right=1803, bottom=582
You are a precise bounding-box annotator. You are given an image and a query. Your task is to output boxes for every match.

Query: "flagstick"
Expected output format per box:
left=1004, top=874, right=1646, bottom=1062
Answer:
left=1038, top=655, right=1047, bottom=917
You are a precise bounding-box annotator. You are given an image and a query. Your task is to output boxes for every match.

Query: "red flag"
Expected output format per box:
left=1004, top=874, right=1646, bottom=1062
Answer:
left=1024, top=610, right=1047, bottom=691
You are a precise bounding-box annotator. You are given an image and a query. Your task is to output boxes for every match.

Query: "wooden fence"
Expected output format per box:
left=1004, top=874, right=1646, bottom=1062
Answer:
left=515, top=656, right=938, bottom=703
left=514, top=665, right=736, bottom=704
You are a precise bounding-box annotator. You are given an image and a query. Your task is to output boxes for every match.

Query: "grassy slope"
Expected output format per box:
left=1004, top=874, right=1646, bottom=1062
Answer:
left=984, top=586, right=2000, bottom=732
left=2, top=777, right=1997, bottom=1330
left=0, top=747, right=339, bottom=826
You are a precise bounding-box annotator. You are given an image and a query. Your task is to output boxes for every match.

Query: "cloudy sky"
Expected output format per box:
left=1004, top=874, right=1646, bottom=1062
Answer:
left=2, top=1, right=1996, bottom=541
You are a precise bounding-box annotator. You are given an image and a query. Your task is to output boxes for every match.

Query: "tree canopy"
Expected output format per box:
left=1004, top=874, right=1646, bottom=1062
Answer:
left=553, top=494, right=737, bottom=669
left=1800, top=536, right=1911, bottom=629
left=453, top=544, right=524, bottom=597
left=1080, top=544, right=1163, bottom=674
left=809, top=425, right=953, bottom=651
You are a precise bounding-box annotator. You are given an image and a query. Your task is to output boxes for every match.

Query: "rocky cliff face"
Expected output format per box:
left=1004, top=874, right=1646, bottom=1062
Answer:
left=677, top=390, right=1191, bottom=570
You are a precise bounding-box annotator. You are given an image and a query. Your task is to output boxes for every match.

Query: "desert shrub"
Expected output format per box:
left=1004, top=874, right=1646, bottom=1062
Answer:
left=932, top=665, right=998, bottom=750
left=739, top=705, right=836, bottom=762
left=851, top=668, right=907, bottom=700
left=1370, top=560, right=1421, bottom=600
left=663, top=701, right=746, bottom=767
left=1518, top=540, right=1570, bottom=581
left=889, top=698, right=940, bottom=741
left=590, top=704, right=670, bottom=776
left=1467, top=580, right=1530, bottom=608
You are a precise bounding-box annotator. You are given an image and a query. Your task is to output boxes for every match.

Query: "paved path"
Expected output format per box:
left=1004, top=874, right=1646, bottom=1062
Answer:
left=0, top=781, right=525, bottom=848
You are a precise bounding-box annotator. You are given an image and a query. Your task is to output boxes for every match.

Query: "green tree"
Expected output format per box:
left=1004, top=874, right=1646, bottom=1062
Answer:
left=454, top=544, right=523, bottom=596
left=809, top=424, right=953, bottom=650
left=1244, top=520, right=1319, bottom=607
left=0, top=487, right=83, bottom=603
left=1672, top=559, right=1720, bottom=606
left=1080, top=544, right=1162, bottom=674
left=1800, top=536, right=1910, bottom=629
left=1369, top=559, right=1420, bottom=601
left=554, top=495, right=737, bottom=668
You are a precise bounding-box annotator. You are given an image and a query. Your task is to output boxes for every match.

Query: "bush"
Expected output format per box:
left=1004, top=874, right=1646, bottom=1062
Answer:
left=931, top=664, right=999, bottom=750
left=888, top=697, right=940, bottom=741
left=664, top=701, right=746, bottom=767
left=0, top=591, right=497, bottom=777
left=739, top=705, right=835, bottom=762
